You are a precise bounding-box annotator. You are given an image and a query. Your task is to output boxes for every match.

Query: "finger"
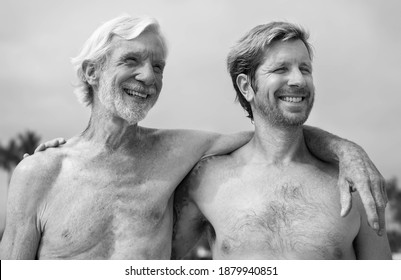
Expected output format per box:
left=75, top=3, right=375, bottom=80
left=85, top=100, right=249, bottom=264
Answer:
left=373, top=179, right=387, bottom=236
left=383, top=178, right=389, bottom=206
left=34, top=143, right=46, bottom=153
left=376, top=204, right=385, bottom=236
left=45, top=139, right=61, bottom=148
left=356, top=180, right=380, bottom=233
left=369, top=163, right=388, bottom=206
left=339, top=178, right=352, bottom=217
left=57, top=138, right=67, bottom=144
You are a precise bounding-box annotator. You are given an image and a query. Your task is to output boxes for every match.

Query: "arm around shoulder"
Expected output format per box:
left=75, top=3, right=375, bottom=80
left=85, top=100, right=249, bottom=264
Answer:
left=202, top=131, right=253, bottom=159
left=303, top=125, right=387, bottom=235
left=168, top=129, right=252, bottom=164
left=0, top=154, right=59, bottom=259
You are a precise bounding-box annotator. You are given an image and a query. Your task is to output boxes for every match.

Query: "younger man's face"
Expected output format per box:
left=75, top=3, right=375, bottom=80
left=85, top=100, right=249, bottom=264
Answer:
left=252, top=39, right=315, bottom=127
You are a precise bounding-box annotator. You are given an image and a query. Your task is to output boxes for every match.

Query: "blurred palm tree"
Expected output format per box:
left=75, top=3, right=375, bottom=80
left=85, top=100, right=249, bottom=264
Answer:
left=0, top=130, right=41, bottom=185
left=386, top=178, right=401, bottom=253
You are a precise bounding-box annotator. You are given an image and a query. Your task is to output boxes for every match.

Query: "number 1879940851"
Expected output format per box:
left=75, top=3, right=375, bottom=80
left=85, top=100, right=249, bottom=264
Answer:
left=218, top=266, right=278, bottom=276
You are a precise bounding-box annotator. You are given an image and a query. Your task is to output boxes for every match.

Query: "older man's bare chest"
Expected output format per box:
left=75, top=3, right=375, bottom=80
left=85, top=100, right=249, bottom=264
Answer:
left=36, top=152, right=183, bottom=259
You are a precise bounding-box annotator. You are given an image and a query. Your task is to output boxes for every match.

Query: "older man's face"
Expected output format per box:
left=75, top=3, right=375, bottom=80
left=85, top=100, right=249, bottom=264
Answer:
left=97, top=30, right=166, bottom=124
left=252, top=39, right=314, bottom=127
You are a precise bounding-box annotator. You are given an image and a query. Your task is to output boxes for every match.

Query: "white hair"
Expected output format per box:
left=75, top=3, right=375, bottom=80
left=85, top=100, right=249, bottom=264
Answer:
left=71, top=14, right=167, bottom=106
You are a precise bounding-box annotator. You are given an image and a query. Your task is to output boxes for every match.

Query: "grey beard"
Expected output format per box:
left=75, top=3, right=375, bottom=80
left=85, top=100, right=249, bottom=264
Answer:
left=98, top=81, right=149, bottom=125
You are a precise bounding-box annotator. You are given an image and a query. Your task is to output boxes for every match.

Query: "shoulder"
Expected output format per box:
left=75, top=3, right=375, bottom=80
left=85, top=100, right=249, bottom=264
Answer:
left=13, top=146, right=65, bottom=182
left=174, top=155, right=232, bottom=219
left=184, top=154, right=237, bottom=194
left=9, top=145, right=67, bottom=209
left=306, top=154, right=339, bottom=181
left=192, top=154, right=233, bottom=174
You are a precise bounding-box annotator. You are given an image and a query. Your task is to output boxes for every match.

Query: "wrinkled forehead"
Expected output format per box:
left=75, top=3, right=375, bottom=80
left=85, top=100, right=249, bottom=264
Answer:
left=109, top=30, right=167, bottom=60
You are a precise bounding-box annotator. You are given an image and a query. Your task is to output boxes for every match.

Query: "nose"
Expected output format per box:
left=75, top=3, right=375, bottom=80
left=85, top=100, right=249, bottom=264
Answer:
left=135, top=61, right=156, bottom=86
left=287, top=68, right=306, bottom=87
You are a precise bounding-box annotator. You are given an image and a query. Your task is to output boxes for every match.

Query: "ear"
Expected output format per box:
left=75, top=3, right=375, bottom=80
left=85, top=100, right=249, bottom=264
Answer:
left=82, top=60, right=98, bottom=86
left=236, top=74, right=255, bottom=102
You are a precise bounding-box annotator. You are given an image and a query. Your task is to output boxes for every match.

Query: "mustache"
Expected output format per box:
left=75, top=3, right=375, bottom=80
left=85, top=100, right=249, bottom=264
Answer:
left=276, top=87, right=311, bottom=97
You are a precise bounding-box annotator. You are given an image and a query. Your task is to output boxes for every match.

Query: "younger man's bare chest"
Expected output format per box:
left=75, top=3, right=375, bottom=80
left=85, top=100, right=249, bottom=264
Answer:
left=197, top=163, right=360, bottom=259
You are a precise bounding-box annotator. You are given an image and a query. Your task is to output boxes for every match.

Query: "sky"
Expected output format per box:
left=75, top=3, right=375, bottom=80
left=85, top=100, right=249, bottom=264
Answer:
left=1, top=0, right=400, bottom=189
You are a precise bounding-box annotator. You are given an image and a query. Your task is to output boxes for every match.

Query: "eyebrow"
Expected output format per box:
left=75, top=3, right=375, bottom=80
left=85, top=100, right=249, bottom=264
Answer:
left=270, top=60, right=312, bottom=68
left=120, top=52, right=142, bottom=60
left=300, top=62, right=313, bottom=69
left=120, top=51, right=166, bottom=64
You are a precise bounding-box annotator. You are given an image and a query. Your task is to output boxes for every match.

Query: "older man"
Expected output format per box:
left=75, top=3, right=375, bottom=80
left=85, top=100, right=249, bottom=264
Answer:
left=173, top=22, right=391, bottom=259
left=0, top=16, right=386, bottom=259
left=0, top=15, right=250, bottom=259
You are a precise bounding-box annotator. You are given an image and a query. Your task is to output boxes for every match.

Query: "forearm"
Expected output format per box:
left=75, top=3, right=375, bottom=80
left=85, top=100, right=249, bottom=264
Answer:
left=0, top=226, right=40, bottom=259
left=172, top=206, right=203, bottom=259
left=172, top=215, right=203, bottom=259
left=171, top=234, right=200, bottom=260
left=303, top=125, right=356, bottom=163
left=205, top=131, right=253, bottom=158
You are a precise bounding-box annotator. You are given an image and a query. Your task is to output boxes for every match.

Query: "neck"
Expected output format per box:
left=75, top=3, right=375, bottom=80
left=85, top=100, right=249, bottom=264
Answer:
left=248, top=116, right=308, bottom=165
left=81, top=105, right=141, bottom=152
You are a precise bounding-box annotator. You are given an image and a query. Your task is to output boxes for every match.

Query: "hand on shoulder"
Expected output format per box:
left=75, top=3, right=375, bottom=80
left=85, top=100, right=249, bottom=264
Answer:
left=23, top=137, right=66, bottom=159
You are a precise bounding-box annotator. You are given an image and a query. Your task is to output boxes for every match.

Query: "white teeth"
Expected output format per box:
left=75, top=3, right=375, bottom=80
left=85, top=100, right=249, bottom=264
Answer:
left=281, top=97, right=303, bottom=103
left=134, top=92, right=147, bottom=98
left=124, top=89, right=148, bottom=98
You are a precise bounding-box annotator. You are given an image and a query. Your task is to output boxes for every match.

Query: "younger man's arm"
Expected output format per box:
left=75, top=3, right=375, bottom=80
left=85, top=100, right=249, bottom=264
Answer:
left=172, top=163, right=206, bottom=260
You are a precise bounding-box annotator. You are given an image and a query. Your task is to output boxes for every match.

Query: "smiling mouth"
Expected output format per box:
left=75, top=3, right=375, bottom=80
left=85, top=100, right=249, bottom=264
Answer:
left=123, top=88, right=149, bottom=99
left=279, top=96, right=305, bottom=103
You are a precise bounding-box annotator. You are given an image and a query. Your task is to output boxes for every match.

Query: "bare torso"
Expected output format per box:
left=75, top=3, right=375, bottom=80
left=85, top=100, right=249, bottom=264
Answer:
left=35, top=129, right=212, bottom=259
left=0, top=126, right=252, bottom=260
left=38, top=154, right=172, bottom=259
left=188, top=152, right=361, bottom=260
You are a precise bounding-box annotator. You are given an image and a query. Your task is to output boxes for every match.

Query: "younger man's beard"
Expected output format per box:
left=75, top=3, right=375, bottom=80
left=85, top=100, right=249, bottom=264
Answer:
left=256, top=86, right=314, bottom=127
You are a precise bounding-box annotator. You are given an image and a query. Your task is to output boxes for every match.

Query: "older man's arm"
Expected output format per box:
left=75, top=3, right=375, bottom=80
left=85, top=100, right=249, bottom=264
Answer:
left=0, top=156, right=49, bottom=259
left=303, top=125, right=387, bottom=236
left=25, top=131, right=253, bottom=159
left=199, top=131, right=252, bottom=159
